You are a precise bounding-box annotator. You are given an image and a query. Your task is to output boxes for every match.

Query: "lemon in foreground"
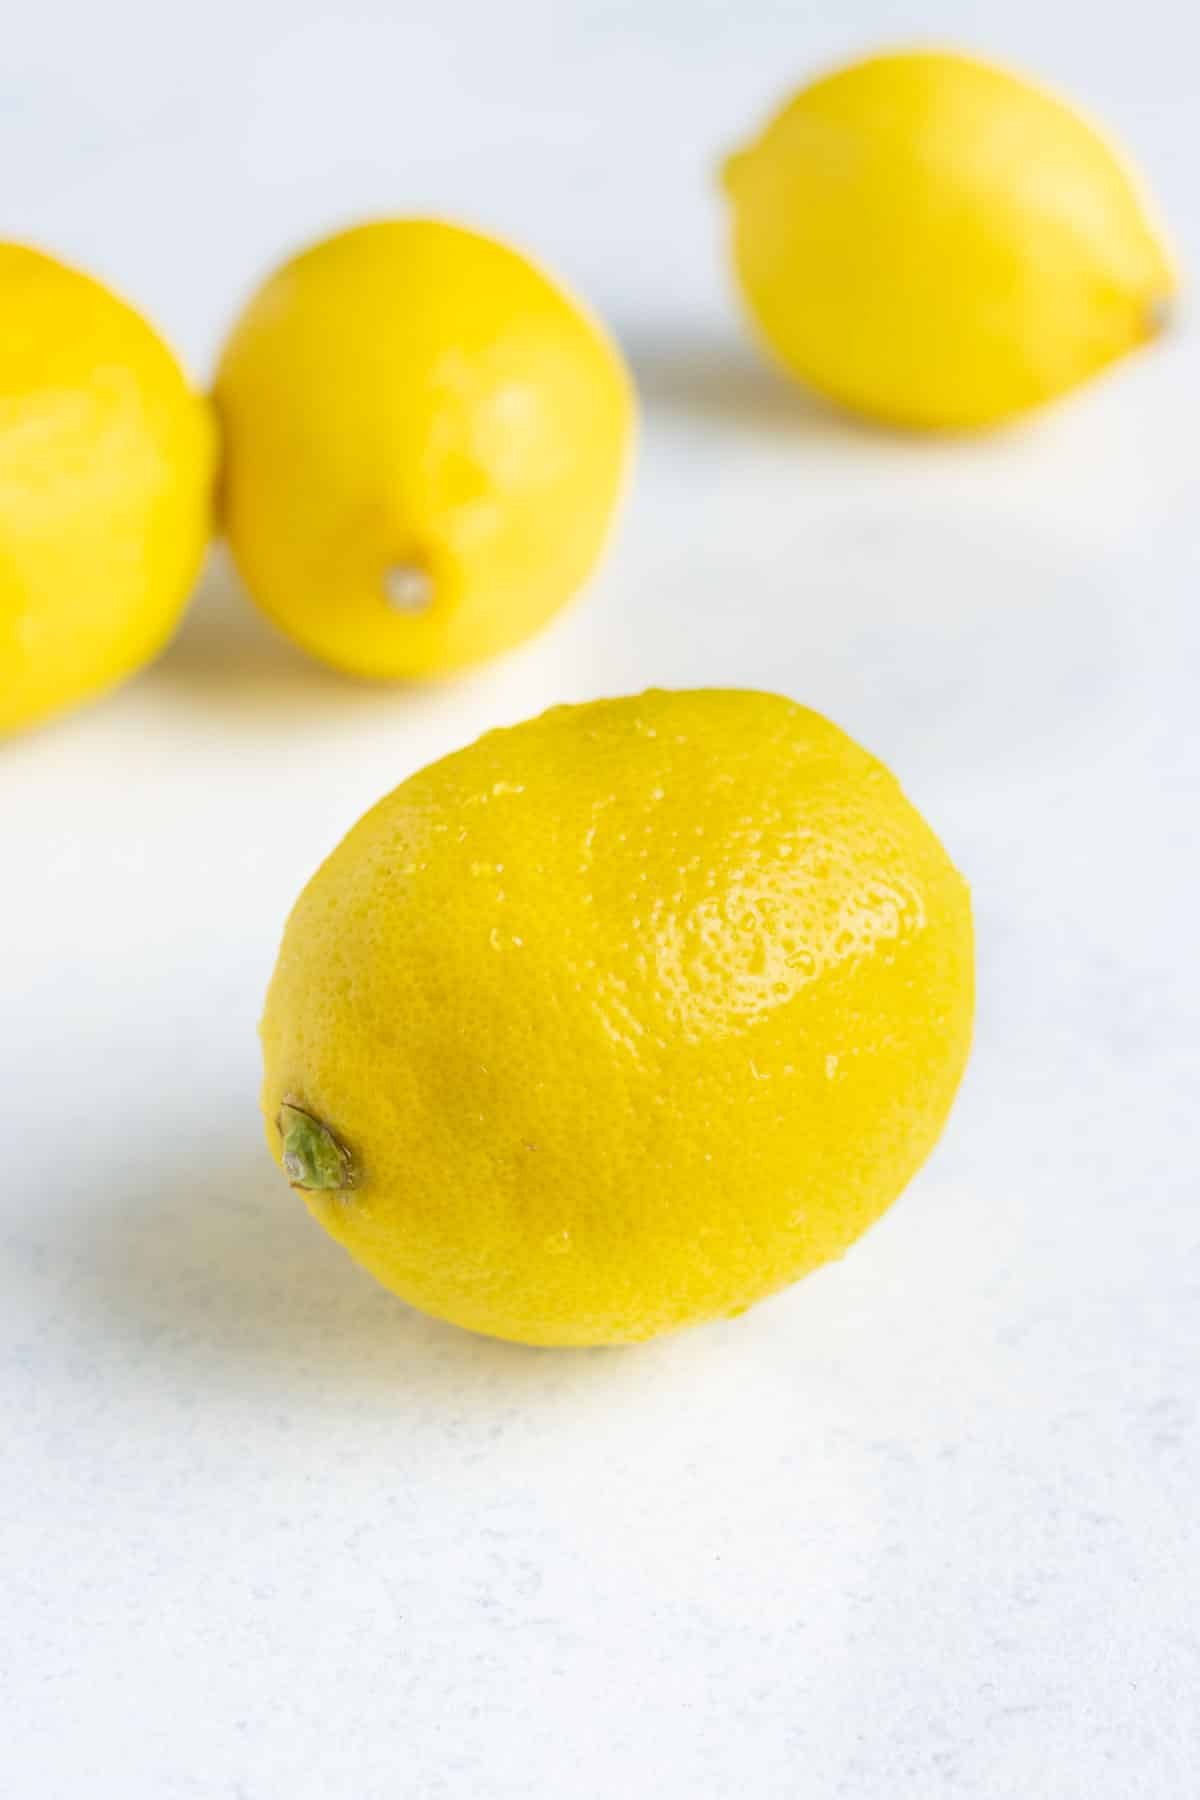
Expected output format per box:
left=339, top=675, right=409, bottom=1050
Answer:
left=0, top=244, right=216, bottom=735
left=722, top=50, right=1176, bottom=429
left=262, top=689, right=973, bottom=1346
left=215, top=218, right=634, bottom=679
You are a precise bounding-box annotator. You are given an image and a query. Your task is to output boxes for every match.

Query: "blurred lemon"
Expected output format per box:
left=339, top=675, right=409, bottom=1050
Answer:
left=722, top=50, right=1176, bottom=429
left=0, top=245, right=215, bottom=735
left=261, top=688, right=974, bottom=1347
left=214, top=218, right=634, bottom=679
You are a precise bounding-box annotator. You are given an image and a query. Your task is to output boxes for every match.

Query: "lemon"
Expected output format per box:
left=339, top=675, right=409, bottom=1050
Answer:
left=262, top=689, right=973, bottom=1346
left=0, top=245, right=216, bottom=734
left=722, top=50, right=1176, bottom=429
left=214, top=219, right=634, bottom=679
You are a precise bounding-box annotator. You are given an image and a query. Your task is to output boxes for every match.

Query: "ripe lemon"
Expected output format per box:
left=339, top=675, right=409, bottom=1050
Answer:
left=722, top=50, right=1176, bottom=429
left=0, top=245, right=216, bottom=734
left=214, top=219, right=634, bottom=679
left=262, top=689, right=973, bottom=1346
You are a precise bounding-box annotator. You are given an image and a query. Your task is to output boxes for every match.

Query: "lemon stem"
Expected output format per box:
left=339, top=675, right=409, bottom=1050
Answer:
left=383, top=565, right=433, bottom=613
left=279, top=1103, right=355, bottom=1191
left=719, top=146, right=751, bottom=195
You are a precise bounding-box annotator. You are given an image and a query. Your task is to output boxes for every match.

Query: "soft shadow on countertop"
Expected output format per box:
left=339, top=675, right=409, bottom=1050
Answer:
left=620, top=323, right=876, bottom=444
left=145, top=548, right=473, bottom=730
left=154, top=548, right=344, bottom=693
left=621, top=322, right=1043, bottom=454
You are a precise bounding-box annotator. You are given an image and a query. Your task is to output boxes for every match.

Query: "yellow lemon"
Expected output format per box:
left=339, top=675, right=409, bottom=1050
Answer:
left=261, top=689, right=973, bottom=1346
left=214, top=218, right=634, bottom=679
left=1, top=245, right=216, bottom=734
left=722, top=50, right=1177, bottom=429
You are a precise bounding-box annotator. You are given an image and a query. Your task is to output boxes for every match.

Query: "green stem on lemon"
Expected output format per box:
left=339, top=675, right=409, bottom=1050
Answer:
left=278, top=1102, right=355, bottom=1191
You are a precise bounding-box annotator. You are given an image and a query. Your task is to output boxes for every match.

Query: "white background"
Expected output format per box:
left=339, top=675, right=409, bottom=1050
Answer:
left=3, top=3, right=1198, bottom=1795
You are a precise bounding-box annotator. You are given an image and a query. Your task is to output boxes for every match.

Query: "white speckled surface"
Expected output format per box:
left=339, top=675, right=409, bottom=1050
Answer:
left=3, top=4, right=1198, bottom=1795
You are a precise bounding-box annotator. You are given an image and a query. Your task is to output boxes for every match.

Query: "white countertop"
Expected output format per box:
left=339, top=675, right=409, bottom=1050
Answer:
left=3, top=3, right=1198, bottom=1795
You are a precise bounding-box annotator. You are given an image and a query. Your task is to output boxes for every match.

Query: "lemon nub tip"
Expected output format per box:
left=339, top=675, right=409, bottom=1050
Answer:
left=383, top=564, right=434, bottom=615
left=278, top=1102, right=354, bottom=1191
left=718, top=146, right=751, bottom=197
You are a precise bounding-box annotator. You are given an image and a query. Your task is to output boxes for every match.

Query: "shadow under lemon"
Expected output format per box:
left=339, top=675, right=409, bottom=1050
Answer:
left=618, top=320, right=1114, bottom=451
left=621, top=322, right=860, bottom=440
